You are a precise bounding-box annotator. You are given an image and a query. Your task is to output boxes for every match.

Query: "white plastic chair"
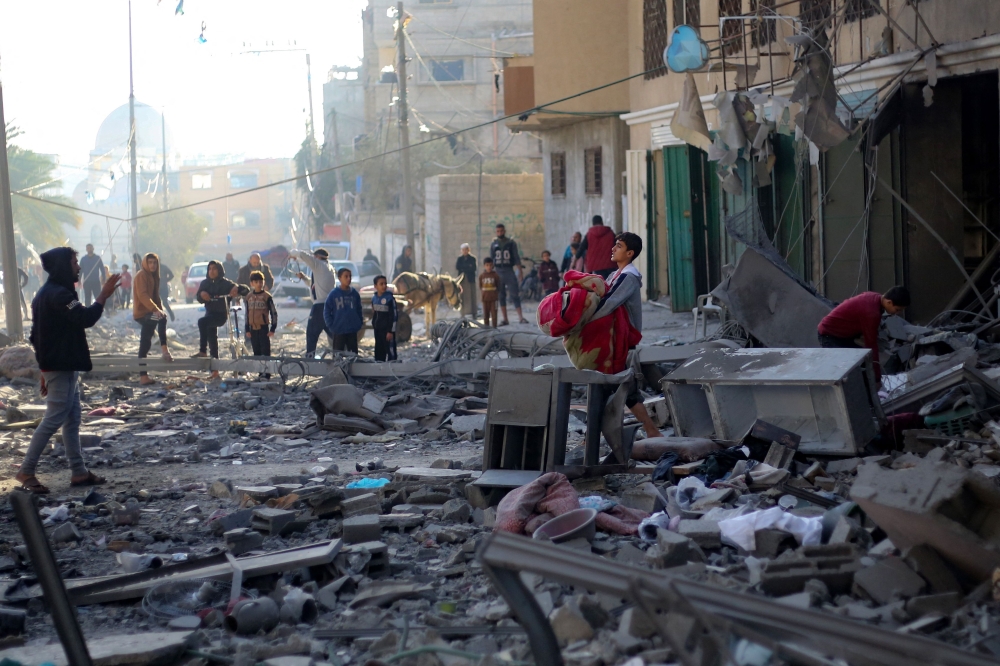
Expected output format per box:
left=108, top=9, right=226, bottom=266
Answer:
left=692, top=294, right=725, bottom=338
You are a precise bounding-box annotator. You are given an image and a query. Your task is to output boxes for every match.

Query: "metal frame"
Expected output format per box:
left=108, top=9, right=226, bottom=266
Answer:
left=478, top=532, right=1000, bottom=666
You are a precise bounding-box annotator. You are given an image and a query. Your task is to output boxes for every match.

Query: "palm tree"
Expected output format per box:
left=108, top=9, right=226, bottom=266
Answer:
left=6, top=123, right=79, bottom=248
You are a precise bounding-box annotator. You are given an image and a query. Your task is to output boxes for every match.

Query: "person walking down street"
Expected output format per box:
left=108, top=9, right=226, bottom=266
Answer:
left=538, top=250, right=560, bottom=295
left=393, top=245, right=414, bottom=280
left=324, top=267, right=363, bottom=354
left=291, top=247, right=337, bottom=357
left=371, top=274, right=398, bottom=362
left=455, top=243, right=478, bottom=317
left=193, top=260, right=247, bottom=379
left=236, top=252, right=274, bottom=291
left=15, top=247, right=120, bottom=494
left=118, top=264, right=132, bottom=309
left=159, top=261, right=175, bottom=322
left=479, top=258, right=500, bottom=328
left=579, top=215, right=617, bottom=279
left=562, top=232, right=582, bottom=272
left=244, top=271, right=277, bottom=376
left=222, top=253, right=240, bottom=281
left=364, top=248, right=381, bottom=268
left=133, top=253, right=173, bottom=385
left=79, top=244, right=106, bottom=306
left=489, top=223, right=527, bottom=325
left=16, top=264, right=29, bottom=319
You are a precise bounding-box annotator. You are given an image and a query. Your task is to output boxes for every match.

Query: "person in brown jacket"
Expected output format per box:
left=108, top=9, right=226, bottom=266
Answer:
left=479, top=258, right=500, bottom=328
left=133, top=253, right=172, bottom=385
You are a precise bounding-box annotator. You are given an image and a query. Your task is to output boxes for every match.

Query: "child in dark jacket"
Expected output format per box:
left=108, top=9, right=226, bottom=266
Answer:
left=244, top=271, right=278, bottom=358
left=324, top=267, right=363, bottom=353
left=537, top=250, right=560, bottom=295
left=370, top=275, right=398, bottom=361
left=194, top=260, right=248, bottom=378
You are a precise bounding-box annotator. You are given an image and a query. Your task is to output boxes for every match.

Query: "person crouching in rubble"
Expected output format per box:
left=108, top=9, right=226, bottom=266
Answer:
left=133, top=252, right=173, bottom=386
left=192, top=260, right=248, bottom=379
left=324, top=267, right=363, bottom=354
left=590, top=232, right=661, bottom=439
left=371, top=274, right=398, bottom=362
left=817, top=286, right=910, bottom=383
left=16, top=247, right=120, bottom=494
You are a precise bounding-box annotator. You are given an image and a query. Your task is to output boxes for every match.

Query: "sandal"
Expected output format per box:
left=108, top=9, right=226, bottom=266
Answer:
left=16, top=474, right=50, bottom=495
left=70, top=471, right=106, bottom=487
left=139, top=376, right=156, bottom=385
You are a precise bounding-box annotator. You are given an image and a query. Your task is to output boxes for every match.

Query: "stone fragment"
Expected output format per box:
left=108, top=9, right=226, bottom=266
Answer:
left=549, top=603, right=594, bottom=645
left=51, top=522, right=82, bottom=544
left=854, top=556, right=926, bottom=604
left=343, top=515, right=382, bottom=544
left=208, top=480, right=232, bottom=498
left=341, top=493, right=382, bottom=517
left=224, top=527, right=263, bottom=555
left=903, top=545, right=961, bottom=594
left=251, top=508, right=297, bottom=536
left=646, top=528, right=693, bottom=568
left=440, top=498, right=472, bottom=523
left=618, top=607, right=657, bottom=639
left=619, top=482, right=666, bottom=513
left=677, top=519, right=721, bottom=549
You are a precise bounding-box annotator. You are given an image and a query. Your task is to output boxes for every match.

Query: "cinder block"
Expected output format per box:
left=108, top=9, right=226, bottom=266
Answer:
left=341, top=492, right=382, bottom=517
left=342, top=514, right=382, bottom=544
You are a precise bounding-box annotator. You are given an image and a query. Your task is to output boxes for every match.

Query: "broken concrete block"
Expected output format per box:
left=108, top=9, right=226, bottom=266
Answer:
left=851, top=459, right=1000, bottom=582
left=224, top=527, right=263, bottom=556
left=619, top=482, right=666, bottom=514
left=853, top=556, right=926, bottom=604
left=251, top=508, right=297, bottom=536
left=690, top=487, right=734, bottom=512
left=644, top=397, right=669, bottom=427
left=903, top=545, right=962, bottom=594
left=646, top=528, right=693, bottom=568
left=617, top=607, right=657, bottom=639
left=677, top=519, right=721, bottom=549
left=803, top=461, right=824, bottom=482
left=905, top=591, right=962, bottom=618
left=758, top=544, right=862, bottom=595
left=343, top=515, right=382, bottom=544
left=340, top=493, right=382, bottom=518
left=615, top=543, right=648, bottom=565
left=207, top=480, right=232, bottom=498
left=825, top=458, right=862, bottom=474
left=549, top=603, right=594, bottom=645
left=210, top=508, right=254, bottom=536
left=440, top=498, right=472, bottom=523
left=752, top=528, right=795, bottom=558
left=575, top=594, right=611, bottom=629
left=763, top=443, right=795, bottom=471
left=464, top=483, right=490, bottom=509
left=51, top=522, right=82, bottom=544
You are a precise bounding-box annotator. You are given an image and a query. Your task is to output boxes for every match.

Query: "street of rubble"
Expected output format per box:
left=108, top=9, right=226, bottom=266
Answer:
left=2, top=298, right=1000, bottom=666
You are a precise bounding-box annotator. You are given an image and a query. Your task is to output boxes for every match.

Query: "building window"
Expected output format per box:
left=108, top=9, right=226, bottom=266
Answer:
left=642, top=0, right=669, bottom=80
left=751, top=0, right=776, bottom=47
left=845, top=0, right=878, bottom=23
left=229, top=172, right=258, bottom=189
left=550, top=152, right=566, bottom=197
left=230, top=210, right=262, bottom=229
left=191, top=173, right=212, bottom=190
left=800, top=0, right=832, bottom=31
left=584, top=147, right=602, bottom=197
left=673, top=0, right=701, bottom=31
left=428, top=59, right=465, bottom=82
left=720, top=0, right=743, bottom=56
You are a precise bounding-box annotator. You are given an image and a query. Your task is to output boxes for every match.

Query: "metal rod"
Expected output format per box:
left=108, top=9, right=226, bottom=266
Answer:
left=10, top=491, right=93, bottom=666
left=128, top=0, right=138, bottom=257
left=481, top=563, right=563, bottom=666
left=930, top=170, right=1000, bottom=243
left=397, top=2, right=416, bottom=259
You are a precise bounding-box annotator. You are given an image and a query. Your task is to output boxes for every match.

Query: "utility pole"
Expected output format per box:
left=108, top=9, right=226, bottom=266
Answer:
left=396, top=2, right=416, bottom=256
left=305, top=54, right=316, bottom=145
left=491, top=33, right=498, bottom=158
left=0, top=77, right=23, bottom=340
left=128, top=0, right=139, bottom=256
left=330, top=109, right=344, bottom=221
left=161, top=109, right=168, bottom=209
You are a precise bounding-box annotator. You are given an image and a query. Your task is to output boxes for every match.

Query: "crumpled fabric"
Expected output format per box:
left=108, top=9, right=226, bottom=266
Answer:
left=310, top=384, right=455, bottom=433
left=537, top=270, right=641, bottom=374
left=718, top=506, right=823, bottom=551
left=494, top=472, right=649, bottom=536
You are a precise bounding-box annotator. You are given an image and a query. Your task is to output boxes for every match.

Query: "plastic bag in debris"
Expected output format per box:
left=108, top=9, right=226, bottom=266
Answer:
left=718, top=506, right=823, bottom=552
left=675, top=477, right=713, bottom=511
left=638, top=511, right=673, bottom=543
left=347, top=477, right=391, bottom=489
left=579, top=495, right=617, bottom=512
left=41, top=504, right=70, bottom=524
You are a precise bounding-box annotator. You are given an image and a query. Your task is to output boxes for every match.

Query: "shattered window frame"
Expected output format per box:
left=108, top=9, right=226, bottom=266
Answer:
left=673, top=0, right=701, bottom=31
left=751, top=0, right=777, bottom=47
left=720, top=0, right=744, bottom=56
left=845, top=0, right=878, bottom=23
left=230, top=210, right=262, bottom=230
left=642, top=0, right=669, bottom=80
left=550, top=152, right=567, bottom=198
left=584, top=147, right=603, bottom=197
left=799, top=0, right=832, bottom=31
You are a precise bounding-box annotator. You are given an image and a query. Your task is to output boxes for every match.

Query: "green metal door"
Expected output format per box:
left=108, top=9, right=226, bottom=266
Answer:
left=663, top=145, right=714, bottom=312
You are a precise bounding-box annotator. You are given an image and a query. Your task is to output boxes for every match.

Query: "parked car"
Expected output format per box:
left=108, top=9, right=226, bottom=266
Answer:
left=271, top=259, right=361, bottom=302
left=184, top=261, right=209, bottom=303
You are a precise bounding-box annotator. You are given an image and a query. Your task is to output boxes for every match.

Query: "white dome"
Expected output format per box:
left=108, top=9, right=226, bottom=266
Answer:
left=94, top=102, right=175, bottom=154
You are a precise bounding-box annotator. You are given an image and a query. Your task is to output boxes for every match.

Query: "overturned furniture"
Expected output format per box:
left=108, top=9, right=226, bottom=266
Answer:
left=663, top=348, right=884, bottom=456
left=475, top=366, right=636, bottom=493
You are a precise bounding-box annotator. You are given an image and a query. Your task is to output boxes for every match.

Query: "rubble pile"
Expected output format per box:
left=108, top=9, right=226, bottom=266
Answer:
left=5, top=306, right=1000, bottom=665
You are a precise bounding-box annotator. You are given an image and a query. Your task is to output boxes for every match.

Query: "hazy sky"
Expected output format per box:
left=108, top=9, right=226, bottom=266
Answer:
left=0, top=0, right=366, bottom=176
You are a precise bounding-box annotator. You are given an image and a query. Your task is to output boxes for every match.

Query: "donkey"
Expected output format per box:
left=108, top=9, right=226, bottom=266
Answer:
left=392, top=272, right=464, bottom=331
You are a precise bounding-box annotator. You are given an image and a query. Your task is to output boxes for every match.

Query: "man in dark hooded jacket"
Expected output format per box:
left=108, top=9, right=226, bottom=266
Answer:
left=193, top=260, right=248, bottom=378
left=16, top=247, right=120, bottom=494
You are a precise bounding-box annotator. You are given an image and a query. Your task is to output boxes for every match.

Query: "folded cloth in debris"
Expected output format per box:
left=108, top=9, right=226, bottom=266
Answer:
left=310, top=384, right=456, bottom=433
left=536, top=270, right=641, bottom=374
left=494, top=472, right=649, bottom=536
left=718, top=506, right=823, bottom=551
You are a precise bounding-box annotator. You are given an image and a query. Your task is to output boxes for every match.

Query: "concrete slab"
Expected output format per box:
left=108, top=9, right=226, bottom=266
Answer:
left=0, top=631, right=193, bottom=666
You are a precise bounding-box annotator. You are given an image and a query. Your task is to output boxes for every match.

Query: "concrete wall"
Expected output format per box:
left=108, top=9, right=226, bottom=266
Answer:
left=424, top=174, right=545, bottom=276
left=541, top=117, right=629, bottom=256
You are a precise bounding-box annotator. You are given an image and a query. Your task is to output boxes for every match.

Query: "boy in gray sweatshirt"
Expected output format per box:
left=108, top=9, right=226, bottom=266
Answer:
left=592, top=232, right=660, bottom=438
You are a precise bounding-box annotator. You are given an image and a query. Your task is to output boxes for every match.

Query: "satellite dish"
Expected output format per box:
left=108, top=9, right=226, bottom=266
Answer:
left=664, top=25, right=710, bottom=73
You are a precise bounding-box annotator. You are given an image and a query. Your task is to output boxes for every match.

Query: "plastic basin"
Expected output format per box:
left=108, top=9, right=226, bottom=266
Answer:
left=532, top=508, right=598, bottom=543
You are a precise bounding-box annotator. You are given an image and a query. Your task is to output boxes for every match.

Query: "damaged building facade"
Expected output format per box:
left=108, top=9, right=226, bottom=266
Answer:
left=616, top=0, right=1000, bottom=318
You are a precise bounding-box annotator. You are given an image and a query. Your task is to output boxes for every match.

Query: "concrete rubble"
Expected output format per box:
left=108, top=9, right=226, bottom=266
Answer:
left=3, top=304, right=1000, bottom=666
